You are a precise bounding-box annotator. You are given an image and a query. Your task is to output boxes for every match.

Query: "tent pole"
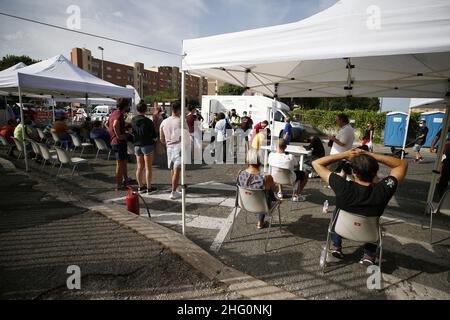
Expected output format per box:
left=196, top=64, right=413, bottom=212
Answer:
left=52, top=96, right=56, bottom=123
left=18, top=86, right=28, bottom=172
left=426, top=97, right=450, bottom=205
left=401, top=107, right=412, bottom=159
left=181, top=69, right=186, bottom=236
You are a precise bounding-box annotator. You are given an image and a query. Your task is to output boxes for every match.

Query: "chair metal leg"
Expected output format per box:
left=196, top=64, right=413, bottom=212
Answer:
left=430, top=211, right=434, bottom=244
left=107, top=150, right=111, bottom=161
left=80, top=146, right=85, bottom=157
left=71, top=164, right=77, bottom=176
left=229, top=207, right=239, bottom=240
left=278, top=205, right=282, bottom=232
left=264, top=213, right=274, bottom=253
left=95, top=149, right=100, bottom=160
left=56, top=163, right=63, bottom=178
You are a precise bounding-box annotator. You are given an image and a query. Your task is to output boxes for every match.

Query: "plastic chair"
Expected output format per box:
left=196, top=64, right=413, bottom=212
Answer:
left=12, top=137, right=25, bottom=159
left=229, top=186, right=281, bottom=253
left=36, top=128, right=47, bottom=143
left=423, top=190, right=450, bottom=243
left=127, top=142, right=135, bottom=156
left=50, top=131, right=61, bottom=147
left=29, top=140, right=41, bottom=160
left=271, top=167, right=302, bottom=211
left=320, top=209, right=383, bottom=275
left=94, top=138, right=111, bottom=160
left=38, top=143, right=58, bottom=172
left=0, top=136, right=14, bottom=155
left=70, top=133, right=93, bottom=157
left=54, top=147, right=88, bottom=178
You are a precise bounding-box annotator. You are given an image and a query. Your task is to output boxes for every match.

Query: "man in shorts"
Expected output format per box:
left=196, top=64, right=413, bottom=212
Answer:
left=160, top=101, right=184, bottom=200
left=414, top=120, right=429, bottom=163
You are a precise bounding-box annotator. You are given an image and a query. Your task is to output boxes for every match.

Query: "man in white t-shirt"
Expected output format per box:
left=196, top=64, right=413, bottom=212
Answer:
left=329, top=113, right=355, bottom=156
left=268, top=140, right=309, bottom=202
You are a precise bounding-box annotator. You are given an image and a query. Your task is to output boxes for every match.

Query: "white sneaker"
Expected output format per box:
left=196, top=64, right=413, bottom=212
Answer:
left=170, top=191, right=182, bottom=200
left=277, top=192, right=283, bottom=199
left=292, top=195, right=306, bottom=202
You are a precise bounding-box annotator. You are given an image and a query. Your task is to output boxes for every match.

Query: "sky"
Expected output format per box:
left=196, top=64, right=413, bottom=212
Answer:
left=0, top=0, right=337, bottom=68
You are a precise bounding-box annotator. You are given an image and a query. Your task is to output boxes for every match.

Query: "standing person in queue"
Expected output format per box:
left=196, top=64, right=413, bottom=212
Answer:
left=160, top=101, right=184, bottom=200
left=132, top=101, right=157, bottom=194
left=215, top=112, right=231, bottom=163
left=329, top=113, right=355, bottom=171
left=282, top=117, right=293, bottom=146
left=313, top=148, right=408, bottom=265
left=108, top=98, right=131, bottom=191
left=413, top=120, right=429, bottom=163
left=362, top=122, right=375, bottom=152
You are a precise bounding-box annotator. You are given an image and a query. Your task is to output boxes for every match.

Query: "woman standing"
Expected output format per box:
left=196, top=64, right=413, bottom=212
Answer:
left=362, top=122, right=375, bottom=152
left=132, top=101, right=157, bottom=194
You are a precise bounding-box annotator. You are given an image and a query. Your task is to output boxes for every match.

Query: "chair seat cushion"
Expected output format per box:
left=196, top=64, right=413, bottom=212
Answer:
left=81, top=143, right=93, bottom=147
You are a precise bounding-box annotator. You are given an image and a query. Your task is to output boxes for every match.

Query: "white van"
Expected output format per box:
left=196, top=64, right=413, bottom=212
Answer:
left=201, top=95, right=306, bottom=142
left=91, top=105, right=114, bottom=122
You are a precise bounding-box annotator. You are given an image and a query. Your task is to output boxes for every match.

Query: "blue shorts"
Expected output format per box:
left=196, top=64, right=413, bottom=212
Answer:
left=135, top=145, right=155, bottom=156
left=111, top=144, right=128, bottom=161
left=413, top=144, right=423, bottom=152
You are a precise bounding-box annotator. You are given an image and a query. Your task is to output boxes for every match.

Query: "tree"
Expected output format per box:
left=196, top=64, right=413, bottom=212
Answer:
left=284, top=97, right=380, bottom=111
left=0, top=54, right=39, bottom=71
left=144, top=88, right=179, bottom=104
left=218, top=83, right=246, bottom=96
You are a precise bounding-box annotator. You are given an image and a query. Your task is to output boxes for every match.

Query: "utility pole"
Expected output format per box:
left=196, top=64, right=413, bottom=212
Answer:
left=98, top=46, right=104, bottom=80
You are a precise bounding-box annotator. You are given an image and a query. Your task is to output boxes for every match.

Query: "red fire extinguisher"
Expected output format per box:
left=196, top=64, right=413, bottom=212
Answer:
left=126, top=187, right=140, bottom=215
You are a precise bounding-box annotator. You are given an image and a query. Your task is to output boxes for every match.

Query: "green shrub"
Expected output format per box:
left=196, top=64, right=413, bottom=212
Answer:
left=292, top=109, right=420, bottom=144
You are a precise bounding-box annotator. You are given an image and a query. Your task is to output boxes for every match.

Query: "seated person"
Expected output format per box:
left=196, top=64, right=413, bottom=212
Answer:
left=90, top=121, right=111, bottom=148
left=268, top=139, right=309, bottom=202
left=79, top=117, right=93, bottom=142
left=305, top=135, right=325, bottom=160
left=51, top=115, right=72, bottom=148
left=436, top=138, right=450, bottom=199
left=0, top=119, right=16, bottom=144
left=313, top=148, right=408, bottom=265
left=236, top=149, right=278, bottom=230
left=14, top=117, right=39, bottom=151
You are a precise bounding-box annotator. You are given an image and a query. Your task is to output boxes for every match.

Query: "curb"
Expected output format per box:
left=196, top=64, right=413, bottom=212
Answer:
left=89, top=203, right=302, bottom=300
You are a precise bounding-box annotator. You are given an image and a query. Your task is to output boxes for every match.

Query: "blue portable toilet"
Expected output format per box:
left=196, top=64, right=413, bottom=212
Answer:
left=384, top=112, right=408, bottom=147
left=420, top=111, right=445, bottom=148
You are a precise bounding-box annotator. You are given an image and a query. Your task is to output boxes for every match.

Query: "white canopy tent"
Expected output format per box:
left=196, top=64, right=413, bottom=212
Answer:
left=0, top=54, right=134, bottom=171
left=180, top=0, right=450, bottom=234
left=53, top=97, right=117, bottom=105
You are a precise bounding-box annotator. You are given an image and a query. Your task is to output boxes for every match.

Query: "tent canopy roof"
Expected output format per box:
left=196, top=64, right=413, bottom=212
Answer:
left=0, top=55, right=133, bottom=99
left=183, top=0, right=450, bottom=99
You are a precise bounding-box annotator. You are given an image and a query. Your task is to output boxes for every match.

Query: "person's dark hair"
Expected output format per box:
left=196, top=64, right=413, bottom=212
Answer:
left=93, top=121, right=102, bottom=128
left=137, top=101, right=148, bottom=114
left=86, top=117, right=91, bottom=122
left=171, top=101, right=181, bottom=114
left=188, top=105, right=196, bottom=112
left=351, top=154, right=379, bottom=183
left=337, top=113, right=349, bottom=124
left=358, top=145, right=370, bottom=152
left=7, top=119, right=15, bottom=125
left=262, top=120, right=269, bottom=126
left=117, top=98, right=131, bottom=111
left=218, top=112, right=226, bottom=120
left=278, top=139, right=288, bottom=150
left=243, top=111, right=248, bottom=116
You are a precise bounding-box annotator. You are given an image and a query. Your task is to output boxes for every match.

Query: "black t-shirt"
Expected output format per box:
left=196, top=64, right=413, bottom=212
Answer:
left=417, top=127, right=429, bottom=146
left=329, top=173, right=398, bottom=217
left=306, top=136, right=325, bottom=158
left=131, top=115, right=156, bottom=146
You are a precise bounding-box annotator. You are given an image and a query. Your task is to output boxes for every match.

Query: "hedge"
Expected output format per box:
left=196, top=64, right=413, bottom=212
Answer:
left=292, top=109, right=420, bottom=144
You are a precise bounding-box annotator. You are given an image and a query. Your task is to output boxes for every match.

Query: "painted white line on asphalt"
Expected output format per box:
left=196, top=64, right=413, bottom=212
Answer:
left=382, top=210, right=450, bottom=234
left=140, top=209, right=227, bottom=230
left=191, top=181, right=236, bottom=192
left=105, top=193, right=233, bottom=207
left=210, top=207, right=240, bottom=253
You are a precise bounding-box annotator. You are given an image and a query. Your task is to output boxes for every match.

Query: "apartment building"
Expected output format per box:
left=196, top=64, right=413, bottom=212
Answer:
left=70, top=47, right=207, bottom=103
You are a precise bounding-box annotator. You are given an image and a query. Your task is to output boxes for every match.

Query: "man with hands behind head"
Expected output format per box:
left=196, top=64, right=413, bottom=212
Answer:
left=313, top=148, right=408, bottom=266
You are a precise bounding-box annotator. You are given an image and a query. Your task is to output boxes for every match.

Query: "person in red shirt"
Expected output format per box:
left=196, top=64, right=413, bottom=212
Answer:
left=0, top=119, right=16, bottom=144
left=108, top=98, right=131, bottom=191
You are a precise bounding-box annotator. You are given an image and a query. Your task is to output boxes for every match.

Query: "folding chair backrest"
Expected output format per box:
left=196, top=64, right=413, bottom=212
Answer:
left=238, top=187, right=269, bottom=214
left=30, top=141, right=40, bottom=155
left=38, top=143, right=52, bottom=161
left=438, top=190, right=450, bottom=217
left=12, top=138, right=23, bottom=152
left=271, top=167, right=292, bottom=186
left=51, top=131, right=60, bottom=143
left=0, top=135, right=8, bottom=146
left=94, top=138, right=108, bottom=151
left=334, top=210, right=380, bottom=243
left=70, top=133, right=81, bottom=147
left=55, top=147, right=71, bottom=165
left=36, top=128, right=46, bottom=140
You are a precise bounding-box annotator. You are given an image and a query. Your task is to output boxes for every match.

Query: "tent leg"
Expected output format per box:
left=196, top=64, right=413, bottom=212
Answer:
left=401, top=108, right=411, bottom=160
left=181, top=69, right=186, bottom=236
left=18, top=86, right=28, bottom=172
left=426, top=97, right=450, bottom=204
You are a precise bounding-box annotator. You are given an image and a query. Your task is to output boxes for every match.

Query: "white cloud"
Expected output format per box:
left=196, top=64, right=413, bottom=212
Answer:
left=4, top=31, right=23, bottom=41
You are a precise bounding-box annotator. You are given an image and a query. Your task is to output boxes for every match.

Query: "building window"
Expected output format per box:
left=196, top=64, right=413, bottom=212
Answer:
left=116, top=68, right=121, bottom=73
left=117, top=76, right=122, bottom=80
left=106, top=66, right=112, bottom=71
left=107, top=74, right=112, bottom=79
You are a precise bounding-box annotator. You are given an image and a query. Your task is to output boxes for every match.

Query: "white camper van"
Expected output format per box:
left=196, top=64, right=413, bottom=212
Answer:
left=91, top=105, right=115, bottom=122
left=201, top=95, right=306, bottom=142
